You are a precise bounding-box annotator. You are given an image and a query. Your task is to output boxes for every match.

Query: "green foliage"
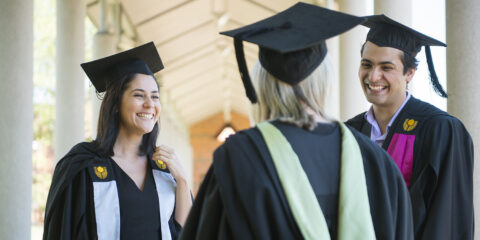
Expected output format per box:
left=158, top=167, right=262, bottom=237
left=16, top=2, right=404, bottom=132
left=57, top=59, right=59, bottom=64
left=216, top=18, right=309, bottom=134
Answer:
left=33, top=172, right=52, bottom=213
left=34, top=0, right=56, bottom=105
left=33, top=104, right=54, bottom=146
left=32, top=0, right=56, bottom=231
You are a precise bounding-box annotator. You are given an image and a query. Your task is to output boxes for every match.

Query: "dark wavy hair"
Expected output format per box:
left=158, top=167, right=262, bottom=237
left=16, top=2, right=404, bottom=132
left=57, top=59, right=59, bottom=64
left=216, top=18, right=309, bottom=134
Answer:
left=94, top=73, right=160, bottom=157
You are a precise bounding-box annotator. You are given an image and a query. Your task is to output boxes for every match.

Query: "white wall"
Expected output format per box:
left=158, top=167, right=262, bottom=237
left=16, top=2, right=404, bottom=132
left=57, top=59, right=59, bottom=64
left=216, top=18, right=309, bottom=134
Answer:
left=157, top=104, right=193, bottom=187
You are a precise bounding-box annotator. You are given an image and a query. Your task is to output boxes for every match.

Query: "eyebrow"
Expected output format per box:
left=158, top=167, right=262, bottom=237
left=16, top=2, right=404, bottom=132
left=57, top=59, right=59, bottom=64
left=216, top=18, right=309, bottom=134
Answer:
left=131, top=89, right=159, bottom=93
left=361, top=59, right=395, bottom=65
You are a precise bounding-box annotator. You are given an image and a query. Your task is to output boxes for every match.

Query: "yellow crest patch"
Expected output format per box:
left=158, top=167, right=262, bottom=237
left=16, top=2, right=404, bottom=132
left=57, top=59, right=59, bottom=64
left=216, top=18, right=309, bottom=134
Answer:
left=94, top=166, right=108, bottom=179
left=403, top=118, right=418, bottom=132
left=155, top=160, right=167, bottom=170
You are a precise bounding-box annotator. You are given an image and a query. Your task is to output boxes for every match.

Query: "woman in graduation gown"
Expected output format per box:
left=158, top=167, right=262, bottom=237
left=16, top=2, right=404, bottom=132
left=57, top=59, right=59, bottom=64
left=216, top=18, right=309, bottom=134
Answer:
left=43, top=42, right=192, bottom=240
left=180, top=3, right=413, bottom=240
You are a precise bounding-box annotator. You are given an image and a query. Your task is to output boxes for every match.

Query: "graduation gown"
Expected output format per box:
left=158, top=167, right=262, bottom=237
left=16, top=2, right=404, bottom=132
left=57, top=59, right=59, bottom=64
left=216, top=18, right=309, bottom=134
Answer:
left=43, top=142, right=182, bottom=240
left=180, top=121, right=413, bottom=240
left=346, top=96, right=474, bottom=239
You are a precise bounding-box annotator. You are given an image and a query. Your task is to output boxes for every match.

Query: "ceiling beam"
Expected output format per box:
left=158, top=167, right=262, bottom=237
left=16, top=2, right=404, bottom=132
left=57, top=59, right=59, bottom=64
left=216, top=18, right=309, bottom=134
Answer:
left=169, top=69, right=223, bottom=99
left=173, top=77, right=247, bottom=112
left=227, top=0, right=275, bottom=25
left=156, top=22, right=218, bottom=63
left=247, top=0, right=301, bottom=13
left=165, top=62, right=242, bottom=90
left=184, top=107, right=223, bottom=125
left=136, top=0, right=212, bottom=44
left=161, top=43, right=217, bottom=72
left=162, top=55, right=221, bottom=88
left=174, top=80, right=224, bottom=106
left=132, top=0, right=192, bottom=26
left=180, top=95, right=224, bottom=116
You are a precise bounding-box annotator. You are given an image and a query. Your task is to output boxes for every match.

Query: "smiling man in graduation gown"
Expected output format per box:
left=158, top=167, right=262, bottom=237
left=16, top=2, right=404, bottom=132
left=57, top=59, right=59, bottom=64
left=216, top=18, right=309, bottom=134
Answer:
left=346, top=15, right=474, bottom=239
left=180, top=3, right=414, bottom=240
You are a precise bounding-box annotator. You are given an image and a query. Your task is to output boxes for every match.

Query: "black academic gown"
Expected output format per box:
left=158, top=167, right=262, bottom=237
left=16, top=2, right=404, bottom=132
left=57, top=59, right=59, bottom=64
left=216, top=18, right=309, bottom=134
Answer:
left=180, top=121, right=413, bottom=240
left=346, top=96, right=474, bottom=240
left=43, top=142, right=181, bottom=240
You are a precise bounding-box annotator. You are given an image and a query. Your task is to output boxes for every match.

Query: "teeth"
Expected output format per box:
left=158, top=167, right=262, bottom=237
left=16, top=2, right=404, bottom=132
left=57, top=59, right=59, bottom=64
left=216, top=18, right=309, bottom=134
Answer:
left=367, top=84, right=386, bottom=91
left=137, top=113, right=153, bottom=119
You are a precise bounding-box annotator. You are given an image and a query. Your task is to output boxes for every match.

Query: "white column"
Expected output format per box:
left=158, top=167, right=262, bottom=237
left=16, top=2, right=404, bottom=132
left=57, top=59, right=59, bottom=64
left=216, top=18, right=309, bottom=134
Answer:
left=91, top=33, right=116, bottom=139
left=374, top=0, right=421, bottom=97
left=374, top=0, right=412, bottom=26
left=90, top=0, right=117, bottom=139
left=446, top=0, right=480, bottom=234
left=338, top=0, right=370, bottom=121
left=0, top=0, right=33, bottom=239
left=55, top=0, right=85, bottom=161
left=324, top=0, right=340, bottom=120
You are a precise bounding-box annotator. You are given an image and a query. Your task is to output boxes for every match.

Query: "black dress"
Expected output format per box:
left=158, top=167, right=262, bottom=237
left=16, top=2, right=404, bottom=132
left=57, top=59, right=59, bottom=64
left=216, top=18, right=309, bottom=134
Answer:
left=43, top=142, right=182, bottom=240
left=110, top=159, right=161, bottom=239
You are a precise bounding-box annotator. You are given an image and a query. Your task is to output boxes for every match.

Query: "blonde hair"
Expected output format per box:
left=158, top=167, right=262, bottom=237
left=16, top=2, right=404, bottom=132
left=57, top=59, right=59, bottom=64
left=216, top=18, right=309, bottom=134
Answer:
left=250, top=54, right=333, bottom=130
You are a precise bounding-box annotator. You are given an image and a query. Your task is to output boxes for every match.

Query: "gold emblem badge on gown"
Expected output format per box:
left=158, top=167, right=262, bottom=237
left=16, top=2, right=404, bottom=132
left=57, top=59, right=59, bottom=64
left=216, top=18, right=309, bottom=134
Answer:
left=403, top=118, right=418, bottom=132
left=94, top=166, right=108, bottom=179
left=155, top=160, right=167, bottom=170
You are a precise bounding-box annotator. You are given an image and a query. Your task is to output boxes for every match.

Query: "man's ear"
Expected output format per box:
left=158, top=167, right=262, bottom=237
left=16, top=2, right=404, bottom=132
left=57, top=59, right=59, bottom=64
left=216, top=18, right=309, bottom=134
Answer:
left=405, top=67, right=416, bottom=84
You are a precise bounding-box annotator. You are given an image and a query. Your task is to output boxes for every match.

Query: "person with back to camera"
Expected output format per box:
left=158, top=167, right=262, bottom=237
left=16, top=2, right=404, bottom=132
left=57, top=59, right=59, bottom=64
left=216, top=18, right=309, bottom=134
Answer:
left=43, top=42, right=192, bottom=240
left=179, top=3, right=414, bottom=240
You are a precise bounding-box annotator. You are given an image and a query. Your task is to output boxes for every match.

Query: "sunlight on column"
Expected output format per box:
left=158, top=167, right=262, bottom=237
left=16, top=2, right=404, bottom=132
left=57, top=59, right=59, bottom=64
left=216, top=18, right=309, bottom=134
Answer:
left=411, top=0, right=447, bottom=111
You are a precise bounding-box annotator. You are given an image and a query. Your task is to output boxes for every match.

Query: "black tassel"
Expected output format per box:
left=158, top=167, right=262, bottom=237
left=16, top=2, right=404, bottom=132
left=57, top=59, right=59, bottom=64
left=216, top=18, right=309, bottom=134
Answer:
left=234, top=38, right=258, bottom=103
left=231, top=22, right=294, bottom=104
left=425, top=46, right=448, bottom=98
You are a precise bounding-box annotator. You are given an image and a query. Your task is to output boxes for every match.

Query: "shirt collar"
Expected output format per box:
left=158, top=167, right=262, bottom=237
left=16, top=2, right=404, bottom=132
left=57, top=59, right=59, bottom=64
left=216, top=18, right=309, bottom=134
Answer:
left=364, top=92, right=411, bottom=143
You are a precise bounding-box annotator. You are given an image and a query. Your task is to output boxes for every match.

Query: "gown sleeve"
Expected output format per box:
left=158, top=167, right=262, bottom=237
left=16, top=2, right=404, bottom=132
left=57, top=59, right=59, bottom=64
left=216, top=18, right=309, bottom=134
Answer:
left=168, top=209, right=182, bottom=239
left=178, top=165, right=234, bottom=240
left=43, top=166, right=96, bottom=240
left=414, top=117, right=474, bottom=239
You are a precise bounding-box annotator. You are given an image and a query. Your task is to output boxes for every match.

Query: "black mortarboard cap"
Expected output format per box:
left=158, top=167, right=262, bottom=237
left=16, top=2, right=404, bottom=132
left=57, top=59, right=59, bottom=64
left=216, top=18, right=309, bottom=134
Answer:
left=81, top=41, right=163, bottom=93
left=220, top=2, right=365, bottom=103
left=362, top=14, right=448, bottom=98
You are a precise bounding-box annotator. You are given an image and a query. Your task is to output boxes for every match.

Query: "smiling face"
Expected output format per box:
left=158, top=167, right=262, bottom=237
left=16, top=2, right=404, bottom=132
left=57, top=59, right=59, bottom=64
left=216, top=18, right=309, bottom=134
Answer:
left=359, top=41, right=415, bottom=110
left=118, top=73, right=161, bottom=136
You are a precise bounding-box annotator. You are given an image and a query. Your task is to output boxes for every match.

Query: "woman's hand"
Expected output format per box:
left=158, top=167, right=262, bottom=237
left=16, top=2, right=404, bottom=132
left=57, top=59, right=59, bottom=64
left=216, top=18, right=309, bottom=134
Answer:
left=153, top=145, right=187, bottom=183
left=153, top=144, right=192, bottom=226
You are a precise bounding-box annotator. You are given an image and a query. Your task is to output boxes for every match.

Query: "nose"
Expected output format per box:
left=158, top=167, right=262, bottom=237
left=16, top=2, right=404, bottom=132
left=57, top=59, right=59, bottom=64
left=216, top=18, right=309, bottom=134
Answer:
left=144, top=96, right=154, bottom=108
left=369, top=67, right=382, bottom=82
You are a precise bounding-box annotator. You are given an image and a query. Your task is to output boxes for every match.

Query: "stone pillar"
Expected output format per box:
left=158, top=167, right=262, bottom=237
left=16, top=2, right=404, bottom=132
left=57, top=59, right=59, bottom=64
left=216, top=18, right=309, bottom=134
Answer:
left=338, top=0, right=370, bottom=121
left=90, top=0, right=117, bottom=139
left=55, top=0, right=85, bottom=161
left=0, top=1, right=33, bottom=239
left=91, top=33, right=116, bottom=138
left=374, top=0, right=412, bottom=25
left=374, top=0, right=422, bottom=97
left=446, top=0, right=480, bottom=234
left=325, top=0, right=340, bottom=120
